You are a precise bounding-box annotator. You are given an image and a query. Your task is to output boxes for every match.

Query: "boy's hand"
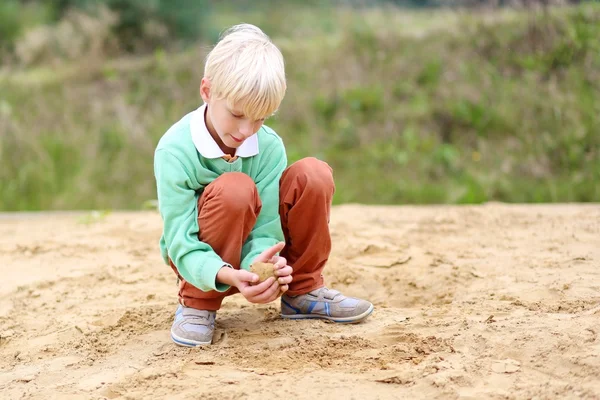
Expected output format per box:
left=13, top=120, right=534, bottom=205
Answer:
left=253, top=242, right=293, bottom=288
left=216, top=242, right=293, bottom=304
left=217, top=267, right=280, bottom=303
left=235, top=272, right=282, bottom=304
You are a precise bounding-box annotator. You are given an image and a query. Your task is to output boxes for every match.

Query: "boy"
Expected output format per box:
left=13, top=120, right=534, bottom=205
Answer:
left=154, top=24, right=374, bottom=347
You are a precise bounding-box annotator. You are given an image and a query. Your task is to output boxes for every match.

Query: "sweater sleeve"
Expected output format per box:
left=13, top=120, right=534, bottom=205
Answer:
left=154, top=149, right=231, bottom=292
left=240, top=140, right=287, bottom=270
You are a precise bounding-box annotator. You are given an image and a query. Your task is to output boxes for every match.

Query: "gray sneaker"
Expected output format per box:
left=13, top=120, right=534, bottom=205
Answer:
left=281, top=287, right=374, bottom=323
left=170, top=305, right=216, bottom=347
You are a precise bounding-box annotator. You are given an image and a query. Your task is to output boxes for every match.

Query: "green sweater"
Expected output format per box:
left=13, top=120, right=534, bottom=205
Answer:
left=154, top=111, right=287, bottom=293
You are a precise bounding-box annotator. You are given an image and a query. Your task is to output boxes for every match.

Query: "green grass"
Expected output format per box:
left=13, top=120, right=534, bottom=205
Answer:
left=1, top=4, right=599, bottom=210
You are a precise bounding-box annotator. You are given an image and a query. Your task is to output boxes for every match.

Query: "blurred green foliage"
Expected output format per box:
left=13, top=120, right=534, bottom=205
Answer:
left=51, top=0, right=211, bottom=49
left=0, top=3, right=599, bottom=210
left=0, top=1, right=53, bottom=48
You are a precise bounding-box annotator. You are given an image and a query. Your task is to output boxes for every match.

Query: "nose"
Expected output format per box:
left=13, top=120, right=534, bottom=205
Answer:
left=238, top=120, right=254, bottom=137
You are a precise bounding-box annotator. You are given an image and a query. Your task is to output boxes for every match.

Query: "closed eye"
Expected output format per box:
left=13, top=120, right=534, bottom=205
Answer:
left=232, top=111, right=266, bottom=123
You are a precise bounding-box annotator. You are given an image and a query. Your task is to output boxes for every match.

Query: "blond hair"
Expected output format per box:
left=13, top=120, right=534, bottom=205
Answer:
left=204, top=24, right=286, bottom=121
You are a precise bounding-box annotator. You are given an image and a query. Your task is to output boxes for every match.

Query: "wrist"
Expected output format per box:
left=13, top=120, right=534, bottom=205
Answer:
left=216, top=265, right=237, bottom=287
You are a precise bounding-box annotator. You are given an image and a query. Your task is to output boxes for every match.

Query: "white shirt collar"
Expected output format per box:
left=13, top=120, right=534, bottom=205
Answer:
left=190, top=104, right=259, bottom=159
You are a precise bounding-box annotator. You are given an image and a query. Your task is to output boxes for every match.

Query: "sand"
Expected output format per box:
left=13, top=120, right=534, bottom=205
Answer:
left=1, top=204, right=599, bottom=399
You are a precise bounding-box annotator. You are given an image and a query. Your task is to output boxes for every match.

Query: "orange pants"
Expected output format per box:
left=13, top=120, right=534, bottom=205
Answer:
left=169, top=157, right=335, bottom=310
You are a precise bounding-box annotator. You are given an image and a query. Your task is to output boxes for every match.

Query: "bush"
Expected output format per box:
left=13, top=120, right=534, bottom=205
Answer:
left=0, top=1, right=54, bottom=56
left=50, top=0, right=211, bottom=51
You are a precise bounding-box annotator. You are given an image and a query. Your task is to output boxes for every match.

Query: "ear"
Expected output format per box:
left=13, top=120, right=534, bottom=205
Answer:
left=200, top=78, right=211, bottom=103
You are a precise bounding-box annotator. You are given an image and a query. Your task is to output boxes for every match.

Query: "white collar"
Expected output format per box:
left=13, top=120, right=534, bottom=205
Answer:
left=190, top=104, right=259, bottom=158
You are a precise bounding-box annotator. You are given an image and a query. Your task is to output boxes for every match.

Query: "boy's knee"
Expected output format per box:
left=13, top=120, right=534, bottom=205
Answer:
left=286, top=157, right=334, bottom=193
left=205, top=172, right=258, bottom=210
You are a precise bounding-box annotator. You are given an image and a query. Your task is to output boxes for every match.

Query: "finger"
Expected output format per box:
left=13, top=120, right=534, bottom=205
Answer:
left=259, top=242, right=285, bottom=262
left=272, top=256, right=287, bottom=269
left=278, top=275, right=293, bottom=285
left=253, top=279, right=281, bottom=303
left=274, top=284, right=289, bottom=299
left=262, top=280, right=282, bottom=303
left=269, top=290, right=283, bottom=302
left=244, top=277, right=275, bottom=298
left=265, top=281, right=284, bottom=303
left=238, top=270, right=259, bottom=284
left=274, top=265, right=293, bottom=277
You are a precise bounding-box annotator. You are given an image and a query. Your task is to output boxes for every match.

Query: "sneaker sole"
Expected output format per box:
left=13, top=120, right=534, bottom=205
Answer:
left=281, top=303, right=374, bottom=324
left=171, top=331, right=212, bottom=347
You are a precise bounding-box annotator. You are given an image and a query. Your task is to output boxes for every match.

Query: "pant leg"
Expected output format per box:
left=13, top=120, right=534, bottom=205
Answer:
left=170, top=172, right=261, bottom=310
left=279, top=157, right=335, bottom=296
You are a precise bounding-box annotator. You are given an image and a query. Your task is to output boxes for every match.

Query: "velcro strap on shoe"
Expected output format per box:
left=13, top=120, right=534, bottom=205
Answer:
left=181, top=308, right=213, bottom=322
left=308, top=287, right=342, bottom=301
left=323, top=289, right=341, bottom=300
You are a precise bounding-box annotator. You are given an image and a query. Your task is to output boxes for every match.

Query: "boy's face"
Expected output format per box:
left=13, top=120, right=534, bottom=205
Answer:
left=200, top=78, right=266, bottom=150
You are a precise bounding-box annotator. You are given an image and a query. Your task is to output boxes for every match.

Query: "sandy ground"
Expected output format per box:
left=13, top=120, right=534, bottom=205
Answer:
left=1, top=204, right=599, bottom=399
